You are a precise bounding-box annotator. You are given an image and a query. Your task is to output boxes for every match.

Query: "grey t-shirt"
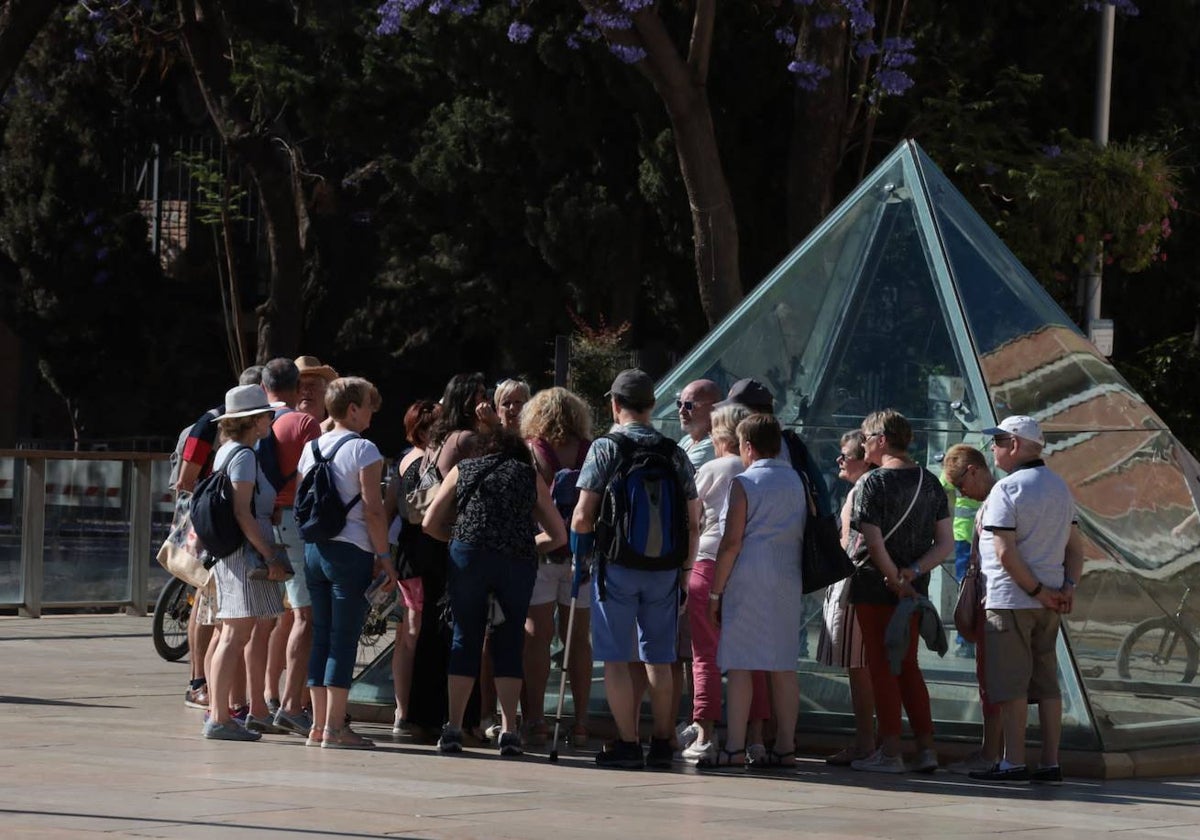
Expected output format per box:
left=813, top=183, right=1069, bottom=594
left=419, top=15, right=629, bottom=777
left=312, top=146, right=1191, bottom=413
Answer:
left=578, top=423, right=698, bottom=500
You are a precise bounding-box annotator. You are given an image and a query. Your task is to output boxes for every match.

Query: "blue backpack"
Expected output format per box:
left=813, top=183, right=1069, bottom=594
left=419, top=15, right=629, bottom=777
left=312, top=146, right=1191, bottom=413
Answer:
left=294, top=434, right=362, bottom=542
left=594, top=433, right=688, bottom=596
left=256, top=408, right=296, bottom=492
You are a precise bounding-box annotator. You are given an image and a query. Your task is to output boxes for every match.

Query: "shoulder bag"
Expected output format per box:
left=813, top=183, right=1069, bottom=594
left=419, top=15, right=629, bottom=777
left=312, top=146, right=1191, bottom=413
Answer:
left=954, top=525, right=983, bottom=643
left=800, top=472, right=855, bottom=594
left=403, top=442, right=444, bottom=525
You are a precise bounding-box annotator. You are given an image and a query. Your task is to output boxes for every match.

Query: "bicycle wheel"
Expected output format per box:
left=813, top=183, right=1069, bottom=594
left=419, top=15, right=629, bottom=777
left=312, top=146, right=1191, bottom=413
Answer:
left=153, top=577, right=192, bottom=662
left=1116, top=615, right=1199, bottom=683
left=355, top=603, right=394, bottom=674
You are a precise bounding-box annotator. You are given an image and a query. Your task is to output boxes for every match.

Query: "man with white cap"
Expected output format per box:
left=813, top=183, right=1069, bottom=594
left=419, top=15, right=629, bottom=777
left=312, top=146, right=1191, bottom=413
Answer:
left=969, top=415, right=1083, bottom=786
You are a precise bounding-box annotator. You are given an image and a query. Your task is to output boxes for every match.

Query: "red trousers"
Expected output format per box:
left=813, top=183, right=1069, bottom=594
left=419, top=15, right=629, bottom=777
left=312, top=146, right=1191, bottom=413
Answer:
left=855, top=602, right=934, bottom=739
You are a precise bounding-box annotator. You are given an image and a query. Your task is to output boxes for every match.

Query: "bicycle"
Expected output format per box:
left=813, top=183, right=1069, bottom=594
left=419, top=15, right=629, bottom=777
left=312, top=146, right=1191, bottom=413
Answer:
left=152, top=576, right=193, bottom=662
left=1116, top=586, right=1199, bottom=684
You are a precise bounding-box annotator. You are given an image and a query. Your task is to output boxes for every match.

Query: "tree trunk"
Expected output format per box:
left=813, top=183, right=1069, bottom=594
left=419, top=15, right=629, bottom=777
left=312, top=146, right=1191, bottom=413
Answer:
left=596, top=2, right=743, bottom=328
left=0, top=0, right=55, bottom=98
left=786, top=21, right=849, bottom=244
left=176, top=0, right=305, bottom=362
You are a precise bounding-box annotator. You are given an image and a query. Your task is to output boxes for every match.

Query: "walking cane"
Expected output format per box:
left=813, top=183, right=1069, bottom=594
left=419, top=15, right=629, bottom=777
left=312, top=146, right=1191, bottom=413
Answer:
left=548, top=556, right=587, bottom=763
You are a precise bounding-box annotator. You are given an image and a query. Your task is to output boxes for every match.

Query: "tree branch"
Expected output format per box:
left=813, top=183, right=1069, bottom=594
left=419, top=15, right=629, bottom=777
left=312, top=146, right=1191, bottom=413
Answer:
left=687, top=0, right=715, bottom=85
left=0, top=0, right=57, bottom=98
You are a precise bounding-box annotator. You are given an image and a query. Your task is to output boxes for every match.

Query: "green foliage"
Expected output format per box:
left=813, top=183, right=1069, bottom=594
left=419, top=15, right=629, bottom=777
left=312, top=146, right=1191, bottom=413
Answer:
left=565, top=312, right=633, bottom=428
left=174, top=152, right=252, bottom=225
left=0, top=11, right=180, bottom=439
left=1015, top=138, right=1178, bottom=275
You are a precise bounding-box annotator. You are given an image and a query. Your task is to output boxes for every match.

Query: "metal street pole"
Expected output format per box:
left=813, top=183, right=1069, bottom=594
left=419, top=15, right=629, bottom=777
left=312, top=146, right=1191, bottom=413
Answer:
left=1082, top=4, right=1116, bottom=354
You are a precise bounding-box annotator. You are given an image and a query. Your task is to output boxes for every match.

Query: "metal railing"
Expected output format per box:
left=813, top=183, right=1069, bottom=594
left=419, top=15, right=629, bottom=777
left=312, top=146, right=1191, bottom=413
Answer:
left=0, top=450, right=172, bottom=617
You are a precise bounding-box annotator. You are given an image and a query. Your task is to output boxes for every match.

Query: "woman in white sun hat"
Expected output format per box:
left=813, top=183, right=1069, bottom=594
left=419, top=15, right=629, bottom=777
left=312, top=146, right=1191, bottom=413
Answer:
left=203, top=384, right=290, bottom=742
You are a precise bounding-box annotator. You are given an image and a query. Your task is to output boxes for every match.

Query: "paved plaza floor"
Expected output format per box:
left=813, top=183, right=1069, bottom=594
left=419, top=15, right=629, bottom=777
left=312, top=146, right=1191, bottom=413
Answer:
left=2, top=615, right=1199, bottom=839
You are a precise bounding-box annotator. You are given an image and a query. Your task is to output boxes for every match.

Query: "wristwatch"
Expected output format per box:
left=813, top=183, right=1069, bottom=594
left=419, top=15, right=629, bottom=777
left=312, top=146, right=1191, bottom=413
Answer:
left=1063, top=576, right=1077, bottom=588
left=373, top=552, right=389, bottom=561
left=709, top=591, right=723, bottom=602
left=1025, top=582, right=1044, bottom=597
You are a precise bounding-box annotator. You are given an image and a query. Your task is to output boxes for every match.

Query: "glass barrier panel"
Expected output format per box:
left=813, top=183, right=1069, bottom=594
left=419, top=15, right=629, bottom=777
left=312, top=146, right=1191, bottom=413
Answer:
left=0, top=457, right=21, bottom=604
left=41, top=459, right=132, bottom=604
left=149, top=459, right=176, bottom=605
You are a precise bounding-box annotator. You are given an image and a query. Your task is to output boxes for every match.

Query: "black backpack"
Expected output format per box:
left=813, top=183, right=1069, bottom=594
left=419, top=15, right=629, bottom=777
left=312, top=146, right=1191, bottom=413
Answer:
left=191, top=444, right=256, bottom=559
left=295, top=434, right=362, bottom=542
left=256, top=407, right=297, bottom=492
left=594, top=434, right=689, bottom=598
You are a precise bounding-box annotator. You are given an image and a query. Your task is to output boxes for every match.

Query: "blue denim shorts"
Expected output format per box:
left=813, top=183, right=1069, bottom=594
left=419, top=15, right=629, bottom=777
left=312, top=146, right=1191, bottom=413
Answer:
left=591, top=563, right=679, bottom=664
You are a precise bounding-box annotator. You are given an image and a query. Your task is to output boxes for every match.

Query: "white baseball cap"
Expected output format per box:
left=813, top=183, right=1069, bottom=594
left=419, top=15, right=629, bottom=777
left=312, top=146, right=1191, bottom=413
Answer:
left=981, top=415, right=1044, bottom=445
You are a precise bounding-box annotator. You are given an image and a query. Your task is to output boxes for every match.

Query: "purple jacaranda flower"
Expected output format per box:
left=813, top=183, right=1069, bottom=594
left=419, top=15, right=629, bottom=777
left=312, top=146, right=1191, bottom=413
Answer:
left=507, top=21, right=533, bottom=43
left=608, top=43, right=647, bottom=64
left=789, top=58, right=831, bottom=91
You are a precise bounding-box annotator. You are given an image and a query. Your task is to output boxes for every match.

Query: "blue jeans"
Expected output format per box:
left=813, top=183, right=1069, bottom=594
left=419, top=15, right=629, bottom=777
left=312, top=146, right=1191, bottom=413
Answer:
left=305, top=540, right=374, bottom=688
left=447, top=540, right=536, bottom=679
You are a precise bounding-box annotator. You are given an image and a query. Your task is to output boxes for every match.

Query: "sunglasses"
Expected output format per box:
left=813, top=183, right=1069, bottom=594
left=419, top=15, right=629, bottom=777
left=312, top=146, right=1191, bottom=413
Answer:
left=863, top=431, right=885, bottom=441
left=990, top=435, right=1014, bottom=447
left=676, top=399, right=711, bottom=411
left=836, top=452, right=862, bottom=463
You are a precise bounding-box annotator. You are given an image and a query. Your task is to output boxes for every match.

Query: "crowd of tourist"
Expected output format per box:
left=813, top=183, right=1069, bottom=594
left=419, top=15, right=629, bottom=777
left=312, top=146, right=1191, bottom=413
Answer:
left=168, top=357, right=1082, bottom=786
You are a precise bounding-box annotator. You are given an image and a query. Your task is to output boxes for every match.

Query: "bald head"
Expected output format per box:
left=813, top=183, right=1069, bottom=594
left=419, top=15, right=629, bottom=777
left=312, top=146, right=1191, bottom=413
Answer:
left=678, top=379, right=720, bottom=440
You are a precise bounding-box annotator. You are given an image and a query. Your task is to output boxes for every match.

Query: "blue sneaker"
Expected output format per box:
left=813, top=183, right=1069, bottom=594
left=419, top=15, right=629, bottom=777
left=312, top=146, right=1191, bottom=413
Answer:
left=203, top=719, right=261, bottom=742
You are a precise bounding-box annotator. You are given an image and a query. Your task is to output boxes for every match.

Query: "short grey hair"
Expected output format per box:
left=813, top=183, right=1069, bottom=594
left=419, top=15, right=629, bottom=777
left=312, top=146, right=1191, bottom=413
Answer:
left=238, top=365, right=264, bottom=386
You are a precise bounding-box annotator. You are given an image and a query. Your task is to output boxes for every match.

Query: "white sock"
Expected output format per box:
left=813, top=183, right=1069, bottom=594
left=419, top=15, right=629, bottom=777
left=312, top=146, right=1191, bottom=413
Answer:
left=998, top=759, right=1026, bottom=771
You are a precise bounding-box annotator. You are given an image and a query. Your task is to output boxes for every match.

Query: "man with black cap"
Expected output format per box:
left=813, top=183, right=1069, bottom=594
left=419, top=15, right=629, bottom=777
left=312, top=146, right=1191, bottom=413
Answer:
left=718, top=378, right=832, bottom=518
left=571, top=369, right=701, bottom=769
left=968, top=415, right=1082, bottom=786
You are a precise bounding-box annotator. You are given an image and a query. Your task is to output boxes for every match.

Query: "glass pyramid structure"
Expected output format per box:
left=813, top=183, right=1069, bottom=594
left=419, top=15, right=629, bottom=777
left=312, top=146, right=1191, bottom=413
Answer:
left=653, top=140, right=1200, bottom=753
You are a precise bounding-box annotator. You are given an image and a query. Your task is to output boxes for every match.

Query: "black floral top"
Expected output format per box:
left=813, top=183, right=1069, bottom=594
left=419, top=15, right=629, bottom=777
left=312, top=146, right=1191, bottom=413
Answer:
left=451, top=453, right=538, bottom=562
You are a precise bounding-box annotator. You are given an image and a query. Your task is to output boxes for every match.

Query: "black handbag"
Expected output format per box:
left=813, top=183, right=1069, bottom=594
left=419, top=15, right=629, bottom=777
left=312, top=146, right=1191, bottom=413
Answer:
left=799, top=473, right=854, bottom=594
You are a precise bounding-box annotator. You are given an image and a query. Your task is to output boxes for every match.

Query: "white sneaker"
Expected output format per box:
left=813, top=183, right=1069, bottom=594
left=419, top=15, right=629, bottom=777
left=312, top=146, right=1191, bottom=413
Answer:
left=676, top=722, right=701, bottom=752
left=912, top=748, right=939, bottom=773
left=947, top=750, right=995, bottom=775
left=682, top=739, right=717, bottom=764
left=851, top=748, right=907, bottom=774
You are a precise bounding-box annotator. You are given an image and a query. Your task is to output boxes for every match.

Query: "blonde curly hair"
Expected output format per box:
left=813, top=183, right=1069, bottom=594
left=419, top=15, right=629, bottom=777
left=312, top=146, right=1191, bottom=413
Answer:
left=520, top=386, right=593, bottom=445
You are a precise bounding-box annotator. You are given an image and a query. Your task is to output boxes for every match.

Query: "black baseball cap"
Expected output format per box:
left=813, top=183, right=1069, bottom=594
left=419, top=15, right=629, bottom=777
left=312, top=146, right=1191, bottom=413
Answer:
left=606, top=368, right=656, bottom=408
left=715, top=378, right=774, bottom=412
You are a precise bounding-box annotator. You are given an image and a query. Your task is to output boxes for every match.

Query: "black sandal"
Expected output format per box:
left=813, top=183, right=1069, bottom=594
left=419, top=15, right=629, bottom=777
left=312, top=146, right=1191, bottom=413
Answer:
left=747, top=749, right=797, bottom=769
left=697, top=748, right=745, bottom=769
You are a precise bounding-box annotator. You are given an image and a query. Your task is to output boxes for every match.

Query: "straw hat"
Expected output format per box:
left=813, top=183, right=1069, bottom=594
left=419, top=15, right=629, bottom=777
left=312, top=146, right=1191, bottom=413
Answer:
left=294, top=355, right=338, bottom=382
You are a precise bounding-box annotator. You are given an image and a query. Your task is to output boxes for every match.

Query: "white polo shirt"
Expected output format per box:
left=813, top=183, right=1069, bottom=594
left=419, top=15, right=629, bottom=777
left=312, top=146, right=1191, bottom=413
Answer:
left=980, top=460, right=1077, bottom=610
